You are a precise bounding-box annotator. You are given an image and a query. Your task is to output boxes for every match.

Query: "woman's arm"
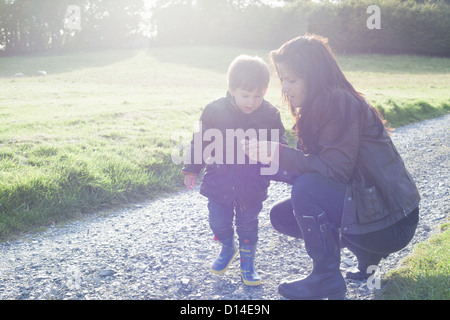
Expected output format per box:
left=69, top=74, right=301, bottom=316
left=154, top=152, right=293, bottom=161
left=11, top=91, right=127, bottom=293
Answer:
left=279, top=113, right=362, bottom=184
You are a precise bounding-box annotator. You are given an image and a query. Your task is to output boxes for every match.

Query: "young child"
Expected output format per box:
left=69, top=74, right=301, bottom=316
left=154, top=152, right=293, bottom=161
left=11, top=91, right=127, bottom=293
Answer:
left=182, top=55, right=287, bottom=286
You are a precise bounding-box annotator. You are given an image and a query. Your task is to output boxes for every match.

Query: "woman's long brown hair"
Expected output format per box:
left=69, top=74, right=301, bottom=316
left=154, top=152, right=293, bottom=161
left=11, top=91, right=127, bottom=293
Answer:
left=270, top=34, right=386, bottom=153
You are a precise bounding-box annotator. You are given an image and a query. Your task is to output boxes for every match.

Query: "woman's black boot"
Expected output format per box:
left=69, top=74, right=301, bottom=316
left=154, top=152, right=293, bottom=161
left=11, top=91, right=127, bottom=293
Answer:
left=278, top=212, right=346, bottom=300
left=341, top=236, right=387, bottom=280
left=345, top=252, right=386, bottom=280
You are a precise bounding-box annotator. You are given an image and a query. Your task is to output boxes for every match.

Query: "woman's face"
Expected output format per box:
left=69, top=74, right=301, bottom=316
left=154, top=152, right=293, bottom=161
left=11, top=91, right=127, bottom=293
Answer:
left=277, top=63, right=306, bottom=109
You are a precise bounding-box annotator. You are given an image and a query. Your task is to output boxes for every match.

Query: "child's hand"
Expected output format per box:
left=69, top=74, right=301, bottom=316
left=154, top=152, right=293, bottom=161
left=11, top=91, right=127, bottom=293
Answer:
left=184, top=173, right=197, bottom=190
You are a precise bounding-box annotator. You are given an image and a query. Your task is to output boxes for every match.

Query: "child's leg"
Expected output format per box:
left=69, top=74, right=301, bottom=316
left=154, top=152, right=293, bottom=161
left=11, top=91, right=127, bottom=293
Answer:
left=208, top=200, right=235, bottom=241
left=235, top=203, right=263, bottom=286
left=207, top=200, right=238, bottom=275
left=235, top=202, right=263, bottom=245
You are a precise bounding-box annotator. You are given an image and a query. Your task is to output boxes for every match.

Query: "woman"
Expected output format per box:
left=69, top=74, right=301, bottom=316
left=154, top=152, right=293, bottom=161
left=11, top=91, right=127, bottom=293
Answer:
left=244, top=34, right=420, bottom=300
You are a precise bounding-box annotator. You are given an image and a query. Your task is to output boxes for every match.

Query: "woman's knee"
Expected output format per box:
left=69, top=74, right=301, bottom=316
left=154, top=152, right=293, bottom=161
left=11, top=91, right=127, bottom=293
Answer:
left=291, top=173, right=346, bottom=225
left=290, top=173, right=326, bottom=212
left=269, top=198, right=302, bottom=238
left=291, top=173, right=328, bottom=202
left=292, top=173, right=321, bottom=192
left=270, top=198, right=291, bottom=224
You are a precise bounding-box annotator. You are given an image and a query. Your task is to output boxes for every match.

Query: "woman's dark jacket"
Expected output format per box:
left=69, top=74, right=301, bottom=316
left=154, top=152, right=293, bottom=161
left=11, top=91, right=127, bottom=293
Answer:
left=182, top=92, right=287, bottom=208
left=278, top=90, right=421, bottom=234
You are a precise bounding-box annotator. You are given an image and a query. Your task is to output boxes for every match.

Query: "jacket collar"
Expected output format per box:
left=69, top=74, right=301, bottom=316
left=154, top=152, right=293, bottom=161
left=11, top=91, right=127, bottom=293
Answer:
left=226, top=91, right=238, bottom=110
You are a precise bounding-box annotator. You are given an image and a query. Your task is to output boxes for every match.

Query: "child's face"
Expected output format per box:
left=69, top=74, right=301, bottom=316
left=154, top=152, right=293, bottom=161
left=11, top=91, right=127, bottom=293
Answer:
left=229, top=87, right=266, bottom=114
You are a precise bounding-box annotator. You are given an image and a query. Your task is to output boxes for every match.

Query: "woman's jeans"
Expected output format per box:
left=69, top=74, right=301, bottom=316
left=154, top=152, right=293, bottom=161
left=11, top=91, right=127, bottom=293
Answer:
left=270, top=173, right=419, bottom=260
left=208, top=200, right=263, bottom=245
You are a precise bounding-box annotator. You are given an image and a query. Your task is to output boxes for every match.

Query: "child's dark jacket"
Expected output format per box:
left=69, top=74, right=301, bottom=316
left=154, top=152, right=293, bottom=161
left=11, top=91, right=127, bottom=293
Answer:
left=182, top=92, right=287, bottom=207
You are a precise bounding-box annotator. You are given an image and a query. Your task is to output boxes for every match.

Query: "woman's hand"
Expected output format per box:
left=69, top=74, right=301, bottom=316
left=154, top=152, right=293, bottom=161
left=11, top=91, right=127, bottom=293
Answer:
left=242, top=139, right=280, bottom=165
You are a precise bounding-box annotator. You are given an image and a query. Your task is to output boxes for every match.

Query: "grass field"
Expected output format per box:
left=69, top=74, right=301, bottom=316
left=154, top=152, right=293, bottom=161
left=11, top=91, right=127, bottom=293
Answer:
left=378, top=222, right=450, bottom=300
left=0, top=47, right=449, bottom=242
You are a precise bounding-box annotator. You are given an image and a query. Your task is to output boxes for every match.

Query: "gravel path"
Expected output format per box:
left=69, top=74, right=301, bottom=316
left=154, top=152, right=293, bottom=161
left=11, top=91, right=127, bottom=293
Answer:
left=0, top=114, right=448, bottom=301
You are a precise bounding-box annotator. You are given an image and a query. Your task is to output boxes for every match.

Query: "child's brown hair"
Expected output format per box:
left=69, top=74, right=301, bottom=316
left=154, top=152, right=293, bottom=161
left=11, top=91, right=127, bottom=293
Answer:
left=227, top=55, right=270, bottom=92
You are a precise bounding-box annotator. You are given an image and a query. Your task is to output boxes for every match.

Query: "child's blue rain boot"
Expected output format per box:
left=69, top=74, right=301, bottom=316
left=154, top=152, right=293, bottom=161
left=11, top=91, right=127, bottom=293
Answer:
left=239, top=240, right=261, bottom=286
left=211, top=236, right=238, bottom=275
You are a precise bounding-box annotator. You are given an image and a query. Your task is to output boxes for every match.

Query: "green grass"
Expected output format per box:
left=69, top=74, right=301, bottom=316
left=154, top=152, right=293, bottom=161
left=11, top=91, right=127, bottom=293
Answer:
left=0, top=47, right=449, bottom=242
left=338, top=54, right=450, bottom=128
left=377, top=222, right=450, bottom=300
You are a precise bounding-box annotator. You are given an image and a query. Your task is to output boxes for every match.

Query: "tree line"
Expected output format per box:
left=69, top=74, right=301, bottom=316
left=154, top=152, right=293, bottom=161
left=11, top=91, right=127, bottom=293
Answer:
left=1, top=0, right=449, bottom=56
left=151, top=0, right=450, bottom=56
left=0, top=0, right=145, bottom=55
